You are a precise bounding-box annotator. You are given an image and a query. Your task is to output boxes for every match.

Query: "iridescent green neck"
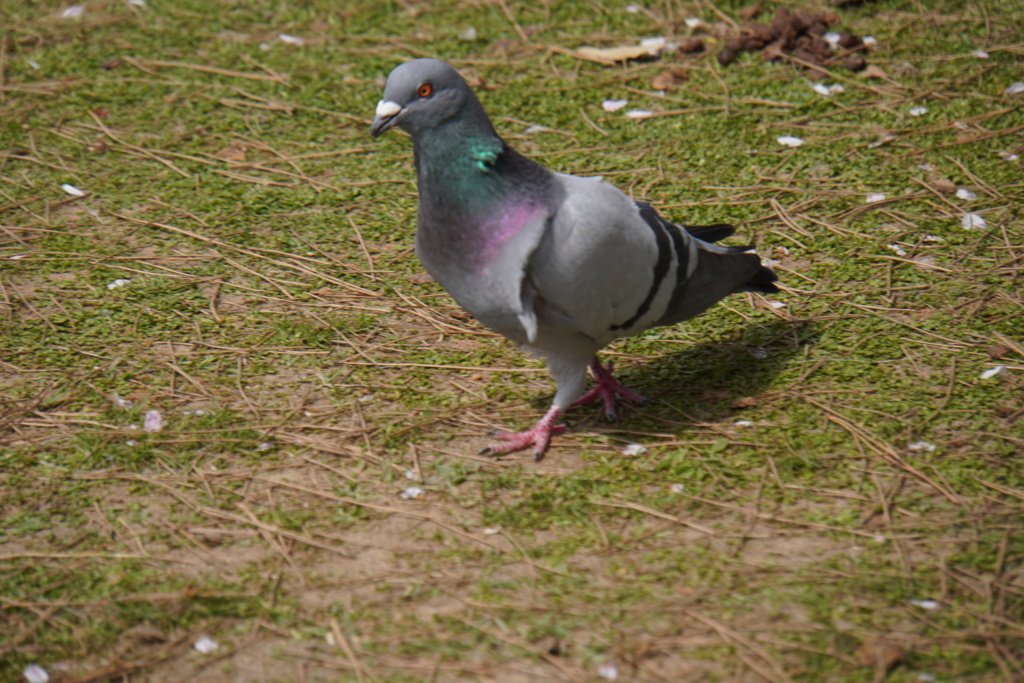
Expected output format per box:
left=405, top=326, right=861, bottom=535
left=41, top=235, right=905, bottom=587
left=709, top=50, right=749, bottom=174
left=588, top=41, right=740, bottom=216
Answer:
left=414, top=125, right=506, bottom=205
left=469, top=142, right=500, bottom=172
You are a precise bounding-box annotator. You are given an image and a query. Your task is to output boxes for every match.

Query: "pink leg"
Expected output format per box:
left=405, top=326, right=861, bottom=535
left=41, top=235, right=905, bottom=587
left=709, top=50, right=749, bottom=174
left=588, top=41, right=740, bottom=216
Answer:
left=479, top=405, right=567, bottom=462
left=572, top=359, right=646, bottom=420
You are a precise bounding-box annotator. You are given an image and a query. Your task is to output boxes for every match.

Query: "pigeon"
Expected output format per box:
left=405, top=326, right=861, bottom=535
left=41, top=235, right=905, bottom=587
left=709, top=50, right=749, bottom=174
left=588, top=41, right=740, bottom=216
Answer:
left=371, top=58, right=779, bottom=461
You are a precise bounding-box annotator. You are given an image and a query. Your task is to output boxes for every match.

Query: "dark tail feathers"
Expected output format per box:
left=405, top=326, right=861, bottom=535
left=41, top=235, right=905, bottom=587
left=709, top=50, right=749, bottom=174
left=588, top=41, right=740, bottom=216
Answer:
left=677, top=215, right=783, bottom=297
left=721, top=244, right=780, bottom=294
left=740, top=265, right=780, bottom=294
left=687, top=225, right=781, bottom=295
left=684, top=223, right=735, bottom=243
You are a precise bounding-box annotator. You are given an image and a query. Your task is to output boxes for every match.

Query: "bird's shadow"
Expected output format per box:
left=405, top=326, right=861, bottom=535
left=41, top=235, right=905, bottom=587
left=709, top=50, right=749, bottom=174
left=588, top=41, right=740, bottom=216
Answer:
left=570, top=319, right=816, bottom=434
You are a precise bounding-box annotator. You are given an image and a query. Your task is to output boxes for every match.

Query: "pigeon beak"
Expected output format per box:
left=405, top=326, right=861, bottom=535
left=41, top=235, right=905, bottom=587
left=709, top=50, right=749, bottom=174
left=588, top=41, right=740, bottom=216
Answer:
left=370, top=99, right=403, bottom=138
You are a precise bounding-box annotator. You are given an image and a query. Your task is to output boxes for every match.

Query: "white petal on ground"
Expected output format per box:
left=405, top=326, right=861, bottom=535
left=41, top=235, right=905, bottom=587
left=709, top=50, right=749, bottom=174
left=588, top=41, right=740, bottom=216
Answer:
left=669, top=483, right=686, bottom=493
left=106, top=278, right=131, bottom=289
left=62, top=5, right=85, bottom=18
left=278, top=33, right=305, bottom=46
left=910, top=599, right=941, bottom=610
left=996, top=151, right=1019, bottom=161
left=458, top=27, right=477, bottom=41
left=961, top=213, right=987, bottom=230
left=621, top=444, right=647, bottom=456
left=862, top=36, right=878, bottom=48
left=61, top=183, right=85, bottom=196
left=194, top=636, right=219, bottom=653
left=866, top=193, right=886, bottom=203
left=24, top=665, right=49, bottom=683
left=908, top=441, right=937, bottom=453
left=811, top=83, right=831, bottom=96
left=908, top=106, right=928, bottom=116
left=602, top=99, right=628, bottom=112
left=887, top=244, right=907, bottom=257
left=955, top=188, right=978, bottom=200
left=143, top=410, right=165, bottom=432
left=625, top=109, right=654, bottom=119
left=400, top=487, right=424, bottom=499
left=980, top=365, right=1006, bottom=380
left=777, top=135, right=804, bottom=147
left=597, top=662, right=619, bottom=680
left=1005, top=81, right=1024, bottom=96
left=972, top=49, right=989, bottom=58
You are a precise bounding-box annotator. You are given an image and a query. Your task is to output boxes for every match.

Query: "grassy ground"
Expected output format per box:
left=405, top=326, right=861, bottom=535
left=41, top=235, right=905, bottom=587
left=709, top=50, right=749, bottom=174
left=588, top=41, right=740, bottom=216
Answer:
left=1, top=0, right=1022, bottom=680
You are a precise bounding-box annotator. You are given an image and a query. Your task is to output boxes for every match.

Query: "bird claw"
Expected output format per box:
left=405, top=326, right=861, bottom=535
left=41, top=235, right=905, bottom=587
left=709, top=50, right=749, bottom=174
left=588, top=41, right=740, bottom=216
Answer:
left=572, top=359, right=646, bottom=420
left=481, top=424, right=568, bottom=461
left=479, top=409, right=566, bottom=461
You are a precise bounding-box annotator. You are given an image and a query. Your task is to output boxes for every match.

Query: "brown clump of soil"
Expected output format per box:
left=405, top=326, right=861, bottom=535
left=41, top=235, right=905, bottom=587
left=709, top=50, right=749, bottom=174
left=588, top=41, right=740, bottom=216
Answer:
left=718, top=6, right=872, bottom=78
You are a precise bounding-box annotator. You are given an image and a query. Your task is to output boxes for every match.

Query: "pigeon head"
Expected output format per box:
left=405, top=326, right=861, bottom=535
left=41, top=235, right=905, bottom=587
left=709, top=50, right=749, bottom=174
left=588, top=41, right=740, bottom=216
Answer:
left=370, top=58, right=492, bottom=139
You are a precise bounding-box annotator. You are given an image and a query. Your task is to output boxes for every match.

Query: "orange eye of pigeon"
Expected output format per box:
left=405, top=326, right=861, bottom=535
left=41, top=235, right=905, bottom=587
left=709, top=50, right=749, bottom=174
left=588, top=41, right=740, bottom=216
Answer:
left=417, top=83, right=433, bottom=98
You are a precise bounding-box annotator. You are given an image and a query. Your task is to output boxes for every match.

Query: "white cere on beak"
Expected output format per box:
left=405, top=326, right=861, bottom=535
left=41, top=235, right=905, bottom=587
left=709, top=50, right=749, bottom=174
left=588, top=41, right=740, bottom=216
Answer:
left=376, top=100, right=402, bottom=118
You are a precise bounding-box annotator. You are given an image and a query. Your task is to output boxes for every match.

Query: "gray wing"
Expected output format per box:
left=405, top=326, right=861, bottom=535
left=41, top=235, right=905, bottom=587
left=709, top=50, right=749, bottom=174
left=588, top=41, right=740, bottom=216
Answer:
left=636, top=202, right=778, bottom=328
left=524, top=174, right=777, bottom=349
left=524, top=174, right=676, bottom=347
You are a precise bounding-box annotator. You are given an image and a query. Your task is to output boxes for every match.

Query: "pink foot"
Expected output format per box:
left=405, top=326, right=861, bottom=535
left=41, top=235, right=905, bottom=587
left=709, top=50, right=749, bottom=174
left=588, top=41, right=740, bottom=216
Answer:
left=572, top=359, right=646, bottom=420
left=479, top=406, right=566, bottom=461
